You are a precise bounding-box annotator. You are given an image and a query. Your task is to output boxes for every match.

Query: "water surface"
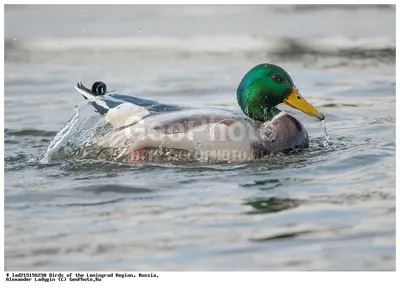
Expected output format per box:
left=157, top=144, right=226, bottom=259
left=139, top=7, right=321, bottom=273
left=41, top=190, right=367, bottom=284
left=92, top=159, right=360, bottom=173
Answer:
left=4, top=5, right=395, bottom=270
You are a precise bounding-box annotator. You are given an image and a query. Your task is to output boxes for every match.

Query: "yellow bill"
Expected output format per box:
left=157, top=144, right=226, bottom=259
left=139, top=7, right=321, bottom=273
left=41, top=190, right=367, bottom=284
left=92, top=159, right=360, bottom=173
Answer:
left=284, top=88, right=325, bottom=120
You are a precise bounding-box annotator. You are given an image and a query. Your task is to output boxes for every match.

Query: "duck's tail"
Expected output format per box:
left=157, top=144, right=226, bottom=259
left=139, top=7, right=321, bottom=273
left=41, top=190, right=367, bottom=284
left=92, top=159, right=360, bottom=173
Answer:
left=74, top=81, right=151, bottom=128
left=74, top=82, right=109, bottom=115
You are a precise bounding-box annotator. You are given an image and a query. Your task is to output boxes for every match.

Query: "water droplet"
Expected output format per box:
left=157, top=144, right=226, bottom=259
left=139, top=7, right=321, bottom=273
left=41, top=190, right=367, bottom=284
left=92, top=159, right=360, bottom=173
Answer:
left=81, top=27, right=86, bottom=32
left=13, top=36, right=17, bottom=41
left=11, top=135, right=15, bottom=139
left=224, top=76, right=229, bottom=80
left=137, top=28, right=141, bottom=34
left=321, top=119, right=330, bottom=147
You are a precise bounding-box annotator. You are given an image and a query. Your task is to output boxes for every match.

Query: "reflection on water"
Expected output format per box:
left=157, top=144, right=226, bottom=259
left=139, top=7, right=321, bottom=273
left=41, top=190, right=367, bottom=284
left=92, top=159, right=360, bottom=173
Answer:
left=4, top=5, right=395, bottom=270
left=244, top=197, right=300, bottom=214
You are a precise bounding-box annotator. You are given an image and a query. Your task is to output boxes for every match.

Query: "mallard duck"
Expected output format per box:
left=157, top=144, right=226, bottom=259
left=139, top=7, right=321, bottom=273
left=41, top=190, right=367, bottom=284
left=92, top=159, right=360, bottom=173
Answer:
left=74, top=63, right=324, bottom=163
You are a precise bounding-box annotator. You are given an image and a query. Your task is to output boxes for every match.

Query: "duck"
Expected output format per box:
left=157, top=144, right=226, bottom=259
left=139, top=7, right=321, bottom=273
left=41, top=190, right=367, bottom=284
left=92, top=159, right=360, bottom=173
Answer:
left=73, top=63, right=324, bottom=163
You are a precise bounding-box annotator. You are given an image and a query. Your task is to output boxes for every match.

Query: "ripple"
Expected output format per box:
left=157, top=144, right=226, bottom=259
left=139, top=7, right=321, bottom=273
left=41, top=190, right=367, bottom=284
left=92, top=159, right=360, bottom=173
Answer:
left=4, top=128, right=57, bottom=137
left=249, top=230, right=314, bottom=242
left=78, top=184, right=154, bottom=194
left=59, top=159, right=139, bottom=172
left=59, top=198, right=125, bottom=207
left=244, top=197, right=300, bottom=214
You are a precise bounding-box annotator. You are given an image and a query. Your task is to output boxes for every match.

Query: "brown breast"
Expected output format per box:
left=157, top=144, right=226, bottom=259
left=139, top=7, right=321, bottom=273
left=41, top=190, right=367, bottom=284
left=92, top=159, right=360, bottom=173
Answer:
left=252, top=113, right=309, bottom=158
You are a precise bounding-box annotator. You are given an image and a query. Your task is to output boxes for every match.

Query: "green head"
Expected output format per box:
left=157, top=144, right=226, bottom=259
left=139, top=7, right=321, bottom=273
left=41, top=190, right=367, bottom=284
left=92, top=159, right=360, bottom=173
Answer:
left=237, top=63, right=324, bottom=121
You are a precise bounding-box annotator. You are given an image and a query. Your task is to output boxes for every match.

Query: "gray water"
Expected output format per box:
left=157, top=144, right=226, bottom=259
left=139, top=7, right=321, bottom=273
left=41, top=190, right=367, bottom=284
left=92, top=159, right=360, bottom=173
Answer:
left=4, top=5, right=396, bottom=270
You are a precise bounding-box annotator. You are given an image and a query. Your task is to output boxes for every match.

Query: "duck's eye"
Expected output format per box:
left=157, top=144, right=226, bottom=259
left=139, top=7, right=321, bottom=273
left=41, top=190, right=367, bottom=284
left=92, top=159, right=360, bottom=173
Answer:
left=271, top=75, right=282, bottom=83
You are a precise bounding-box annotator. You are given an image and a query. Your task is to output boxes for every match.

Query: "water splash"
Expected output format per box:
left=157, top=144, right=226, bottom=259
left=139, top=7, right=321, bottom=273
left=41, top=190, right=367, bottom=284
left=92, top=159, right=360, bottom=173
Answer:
left=40, top=102, right=87, bottom=163
left=321, top=119, right=330, bottom=147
